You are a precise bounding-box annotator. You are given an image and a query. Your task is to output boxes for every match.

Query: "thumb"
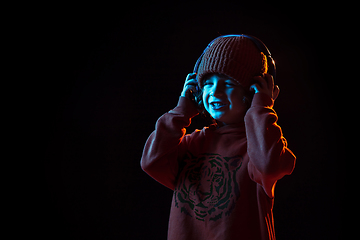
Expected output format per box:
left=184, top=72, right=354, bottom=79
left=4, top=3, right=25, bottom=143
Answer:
left=185, top=89, right=195, bottom=101
left=273, top=85, right=280, bottom=101
left=249, top=84, right=260, bottom=94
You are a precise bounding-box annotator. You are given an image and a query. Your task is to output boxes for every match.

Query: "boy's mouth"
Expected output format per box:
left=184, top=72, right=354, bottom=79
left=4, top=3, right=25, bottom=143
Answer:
left=210, top=102, right=228, bottom=110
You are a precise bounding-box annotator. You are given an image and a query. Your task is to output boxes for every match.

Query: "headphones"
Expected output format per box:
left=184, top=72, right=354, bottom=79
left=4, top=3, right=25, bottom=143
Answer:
left=193, top=34, right=276, bottom=82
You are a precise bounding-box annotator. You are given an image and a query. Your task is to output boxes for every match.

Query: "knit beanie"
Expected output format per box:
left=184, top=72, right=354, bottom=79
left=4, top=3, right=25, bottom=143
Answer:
left=197, top=36, right=268, bottom=89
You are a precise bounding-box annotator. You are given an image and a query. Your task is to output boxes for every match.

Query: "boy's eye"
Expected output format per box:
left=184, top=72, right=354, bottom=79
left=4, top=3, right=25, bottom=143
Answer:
left=203, top=81, right=213, bottom=87
left=225, top=81, right=236, bottom=86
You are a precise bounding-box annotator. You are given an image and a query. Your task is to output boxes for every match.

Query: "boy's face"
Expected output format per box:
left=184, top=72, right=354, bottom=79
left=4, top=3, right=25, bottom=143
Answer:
left=202, top=73, right=248, bottom=125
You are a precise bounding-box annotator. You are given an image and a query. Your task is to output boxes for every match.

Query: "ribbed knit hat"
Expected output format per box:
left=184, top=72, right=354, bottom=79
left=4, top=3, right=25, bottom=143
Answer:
left=197, top=36, right=268, bottom=89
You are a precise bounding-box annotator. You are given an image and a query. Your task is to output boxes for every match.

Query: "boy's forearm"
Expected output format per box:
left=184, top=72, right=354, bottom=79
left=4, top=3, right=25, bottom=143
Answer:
left=140, top=97, right=198, bottom=190
left=245, top=93, right=296, bottom=194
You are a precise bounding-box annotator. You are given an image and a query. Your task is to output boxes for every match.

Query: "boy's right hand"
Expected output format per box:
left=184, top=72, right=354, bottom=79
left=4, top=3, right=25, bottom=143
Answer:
left=181, top=73, right=199, bottom=99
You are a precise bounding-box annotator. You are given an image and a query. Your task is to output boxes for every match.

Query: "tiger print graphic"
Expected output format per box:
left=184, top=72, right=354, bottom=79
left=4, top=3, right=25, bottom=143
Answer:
left=174, top=152, right=243, bottom=222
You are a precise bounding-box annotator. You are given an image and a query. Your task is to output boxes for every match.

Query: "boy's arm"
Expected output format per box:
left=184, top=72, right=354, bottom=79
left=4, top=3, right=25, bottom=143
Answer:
left=141, top=96, right=199, bottom=190
left=245, top=92, right=296, bottom=198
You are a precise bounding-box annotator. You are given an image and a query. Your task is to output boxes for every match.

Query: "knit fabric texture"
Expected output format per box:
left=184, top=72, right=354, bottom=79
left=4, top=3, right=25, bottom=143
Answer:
left=197, top=36, right=268, bottom=89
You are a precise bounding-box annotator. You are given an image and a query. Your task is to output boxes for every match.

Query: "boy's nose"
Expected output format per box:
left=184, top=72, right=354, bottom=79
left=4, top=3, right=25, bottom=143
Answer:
left=212, top=84, right=224, bottom=97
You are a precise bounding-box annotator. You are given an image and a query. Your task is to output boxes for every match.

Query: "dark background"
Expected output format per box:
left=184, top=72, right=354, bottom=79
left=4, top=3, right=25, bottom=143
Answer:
left=40, top=2, right=342, bottom=239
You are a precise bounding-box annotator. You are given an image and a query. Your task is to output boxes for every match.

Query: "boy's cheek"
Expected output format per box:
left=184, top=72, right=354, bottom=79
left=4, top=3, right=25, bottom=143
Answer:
left=202, top=93, right=209, bottom=109
left=204, top=102, right=210, bottom=114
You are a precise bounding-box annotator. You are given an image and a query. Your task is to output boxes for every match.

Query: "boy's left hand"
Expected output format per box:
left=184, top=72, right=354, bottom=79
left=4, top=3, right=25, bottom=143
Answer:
left=250, top=73, right=280, bottom=101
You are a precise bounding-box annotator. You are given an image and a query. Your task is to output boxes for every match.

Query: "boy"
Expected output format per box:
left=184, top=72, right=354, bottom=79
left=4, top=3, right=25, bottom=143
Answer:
left=141, top=35, right=296, bottom=240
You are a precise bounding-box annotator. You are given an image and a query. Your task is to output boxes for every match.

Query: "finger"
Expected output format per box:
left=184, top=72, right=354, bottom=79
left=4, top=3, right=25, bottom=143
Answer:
left=249, top=83, right=260, bottom=93
left=186, top=78, right=198, bottom=85
left=186, top=82, right=198, bottom=92
left=186, top=81, right=199, bottom=92
left=253, top=76, right=267, bottom=89
left=185, top=88, right=196, bottom=100
left=182, top=85, right=196, bottom=98
left=186, top=73, right=197, bottom=81
left=183, top=76, right=197, bottom=88
left=273, top=85, right=280, bottom=101
left=264, top=73, right=274, bottom=92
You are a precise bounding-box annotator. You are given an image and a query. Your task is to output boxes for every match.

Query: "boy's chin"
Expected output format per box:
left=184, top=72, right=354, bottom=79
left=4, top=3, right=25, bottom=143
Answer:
left=211, top=115, right=229, bottom=125
left=210, top=112, right=225, bottom=121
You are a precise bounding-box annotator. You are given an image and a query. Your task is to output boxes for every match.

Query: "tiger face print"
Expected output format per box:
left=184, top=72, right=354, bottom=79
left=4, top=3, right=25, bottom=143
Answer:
left=174, top=152, right=243, bottom=222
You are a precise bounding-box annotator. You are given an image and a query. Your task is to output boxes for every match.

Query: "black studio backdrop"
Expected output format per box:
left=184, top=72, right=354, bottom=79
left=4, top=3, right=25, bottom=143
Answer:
left=41, top=2, right=342, bottom=239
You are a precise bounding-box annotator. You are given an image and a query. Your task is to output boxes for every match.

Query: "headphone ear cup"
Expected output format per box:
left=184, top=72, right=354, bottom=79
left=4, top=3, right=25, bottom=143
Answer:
left=194, top=89, right=204, bottom=111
